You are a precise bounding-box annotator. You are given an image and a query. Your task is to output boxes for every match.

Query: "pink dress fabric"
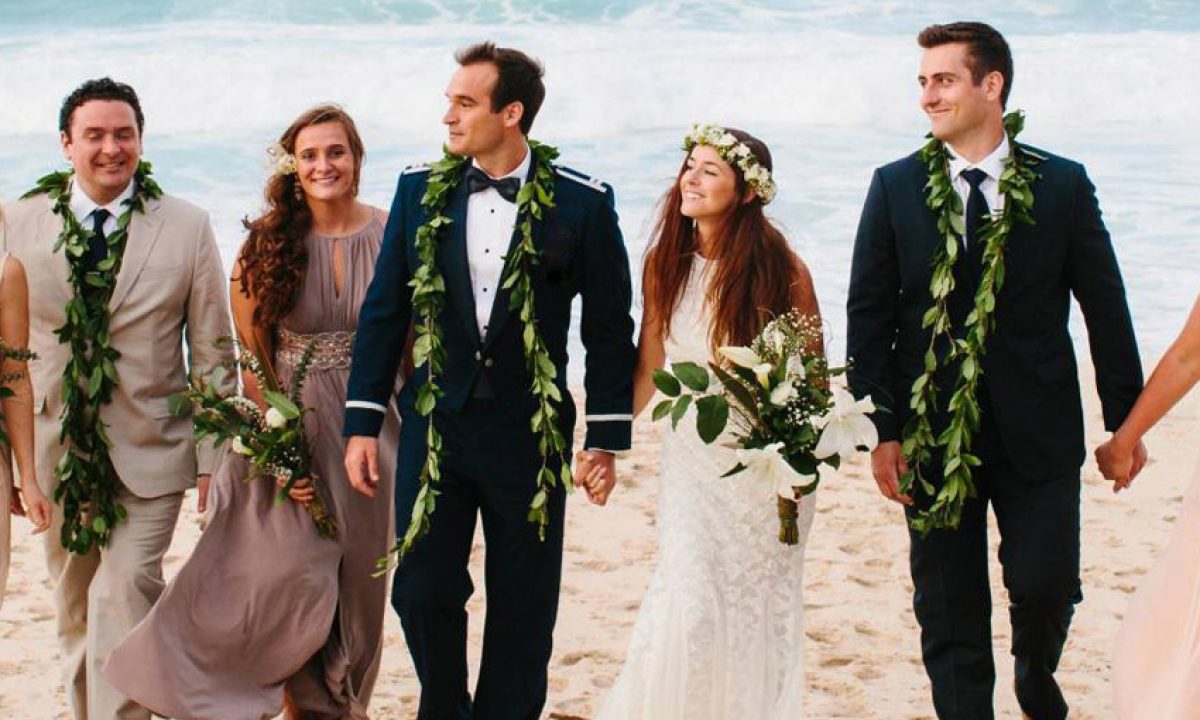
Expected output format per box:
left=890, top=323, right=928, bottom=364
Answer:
left=1113, top=453, right=1200, bottom=720
left=104, top=217, right=399, bottom=720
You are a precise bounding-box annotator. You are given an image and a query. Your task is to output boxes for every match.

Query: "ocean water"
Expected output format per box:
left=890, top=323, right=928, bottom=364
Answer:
left=1, top=0, right=1197, bottom=371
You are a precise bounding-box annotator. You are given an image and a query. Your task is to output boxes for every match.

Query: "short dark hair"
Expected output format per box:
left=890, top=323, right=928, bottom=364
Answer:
left=59, top=77, right=145, bottom=139
left=918, top=22, right=1013, bottom=108
left=454, top=41, right=545, bottom=135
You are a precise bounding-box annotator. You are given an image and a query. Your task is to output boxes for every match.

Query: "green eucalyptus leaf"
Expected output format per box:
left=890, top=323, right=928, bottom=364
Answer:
left=694, top=395, right=729, bottom=444
left=671, top=361, right=710, bottom=392
left=652, top=369, right=681, bottom=397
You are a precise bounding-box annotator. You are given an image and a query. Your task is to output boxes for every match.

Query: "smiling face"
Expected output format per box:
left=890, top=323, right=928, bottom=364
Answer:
left=60, top=99, right=143, bottom=204
left=918, top=42, right=1003, bottom=146
left=442, top=61, right=522, bottom=158
left=678, top=144, right=742, bottom=224
left=294, top=120, right=359, bottom=203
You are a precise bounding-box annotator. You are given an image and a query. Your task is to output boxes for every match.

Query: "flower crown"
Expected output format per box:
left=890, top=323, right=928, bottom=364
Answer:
left=266, top=142, right=297, bottom=177
left=682, top=123, right=777, bottom=204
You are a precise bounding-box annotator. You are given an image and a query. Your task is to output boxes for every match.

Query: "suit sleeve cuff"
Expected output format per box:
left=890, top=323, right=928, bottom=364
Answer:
left=584, top=417, right=632, bottom=453
left=344, top=403, right=387, bottom=438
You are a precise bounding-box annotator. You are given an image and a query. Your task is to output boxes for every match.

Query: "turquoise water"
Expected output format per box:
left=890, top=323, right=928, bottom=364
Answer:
left=1, top=1, right=1197, bottom=366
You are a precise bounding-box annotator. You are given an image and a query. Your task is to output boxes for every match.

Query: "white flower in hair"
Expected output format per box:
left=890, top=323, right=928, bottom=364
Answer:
left=266, top=142, right=297, bottom=177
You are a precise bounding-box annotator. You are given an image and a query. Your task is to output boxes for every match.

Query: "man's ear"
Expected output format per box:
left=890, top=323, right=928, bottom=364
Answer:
left=503, top=101, right=525, bottom=130
left=60, top=130, right=72, bottom=161
left=984, top=70, right=1005, bottom=104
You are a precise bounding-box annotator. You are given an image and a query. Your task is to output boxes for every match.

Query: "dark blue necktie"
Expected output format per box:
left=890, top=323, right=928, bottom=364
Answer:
left=465, top=166, right=520, bottom=203
left=86, top=209, right=110, bottom=271
left=962, top=168, right=989, bottom=253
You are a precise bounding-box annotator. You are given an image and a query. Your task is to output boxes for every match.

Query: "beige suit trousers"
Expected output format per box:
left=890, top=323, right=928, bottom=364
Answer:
left=43, top=484, right=183, bottom=720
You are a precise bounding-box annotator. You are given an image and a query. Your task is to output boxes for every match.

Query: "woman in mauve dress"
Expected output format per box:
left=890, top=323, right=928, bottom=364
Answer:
left=104, top=104, right=400, bottom=720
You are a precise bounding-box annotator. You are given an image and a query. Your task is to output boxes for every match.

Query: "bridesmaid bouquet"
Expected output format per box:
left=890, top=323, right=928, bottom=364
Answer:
left=170, top=338, right=338, bottom=539
left=652, top=310, right=878, bottom=543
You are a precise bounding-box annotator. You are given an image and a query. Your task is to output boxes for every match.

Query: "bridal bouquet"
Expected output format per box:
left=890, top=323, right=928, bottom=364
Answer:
left=652, top=310, right=878, bottom=543
left=170, top=338, right=337, bottom=539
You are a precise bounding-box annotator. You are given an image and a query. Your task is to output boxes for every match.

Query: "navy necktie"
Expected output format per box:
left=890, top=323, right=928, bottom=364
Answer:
left=87, top=209, right=111, bottom=271
left=465, top=166, right=520, bottom=203
left=961, top=168, right=989, bottom=253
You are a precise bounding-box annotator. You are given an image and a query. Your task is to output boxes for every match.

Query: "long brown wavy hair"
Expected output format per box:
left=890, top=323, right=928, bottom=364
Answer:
left=235, top=104, right=366, bottom=330
left=643, top=128, right=795, bottom=351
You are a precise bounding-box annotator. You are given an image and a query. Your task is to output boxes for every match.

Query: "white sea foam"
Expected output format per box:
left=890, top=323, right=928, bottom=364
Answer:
left=0, top=15, right=1196, bottom=362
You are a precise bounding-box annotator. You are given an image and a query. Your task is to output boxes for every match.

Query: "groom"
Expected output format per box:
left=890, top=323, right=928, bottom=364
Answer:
left=847, top=22, right=1143, bottom=720
left=343, top=42, right=635, bottom=718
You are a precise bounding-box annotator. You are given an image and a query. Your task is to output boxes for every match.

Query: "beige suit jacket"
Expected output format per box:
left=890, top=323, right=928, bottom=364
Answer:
left=5, top=191, right=234, bottom=499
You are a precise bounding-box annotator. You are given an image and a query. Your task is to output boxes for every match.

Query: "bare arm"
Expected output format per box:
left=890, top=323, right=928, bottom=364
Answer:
left=632, top=295, right=666, bottom=419
left=229, top=245, right=269, bottom=410
left=1097, top=294, right=1200, bottom=488
left=1, top=257, right=49, bottom=530
left=790, top=254, right=825, bottom=362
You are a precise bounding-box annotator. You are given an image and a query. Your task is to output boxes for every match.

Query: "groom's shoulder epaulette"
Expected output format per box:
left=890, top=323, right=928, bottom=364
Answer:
left=554, top=165, right=609, bottom=194
left=400, top=163, right=433, bottom=177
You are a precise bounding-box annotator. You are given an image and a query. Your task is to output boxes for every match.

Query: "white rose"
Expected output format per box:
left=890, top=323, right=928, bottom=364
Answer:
left=734, top=144, right=752, bottom=158
left=232, top=437, right=253, bottom=456
left=265, top=407, right=287, bottom=429
left=770, top=380, right=798, bottom=406
left=718, top=132, right=738, bottom=148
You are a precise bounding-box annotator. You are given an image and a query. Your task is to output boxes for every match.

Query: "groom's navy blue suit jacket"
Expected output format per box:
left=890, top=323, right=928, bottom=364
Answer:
left=344, top=159, right=635, bottom=453
left=847, top=144, right=1143, bottom=480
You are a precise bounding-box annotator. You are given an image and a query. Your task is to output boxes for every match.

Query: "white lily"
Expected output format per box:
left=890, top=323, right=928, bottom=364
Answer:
left=812, top=386, right=878, bottom=459
left=770, top=380, right=798, bottom=406
left=753, top=363, right=773, bottom=389
left=265, top=407, right=288, bottom=429
left=736, top=442, right=814, bottom=500
left=719, top=345, right=762, bottom=369
left=232, top=437, right=253, bottom=456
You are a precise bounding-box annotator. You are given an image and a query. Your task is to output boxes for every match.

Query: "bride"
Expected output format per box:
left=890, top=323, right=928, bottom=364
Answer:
left=586, top=125, right=821, bottom=719
left=1097, top=292, right=1200, bottom=719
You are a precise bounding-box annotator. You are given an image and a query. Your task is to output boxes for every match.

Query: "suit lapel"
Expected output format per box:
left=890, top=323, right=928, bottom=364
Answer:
left=109, top=195, right=165, bottom=311
left=39, top=200, right=74, bottom=300
left=481, top=162, right=539, bottom=350
left=440, top=175, right=482, bottom=347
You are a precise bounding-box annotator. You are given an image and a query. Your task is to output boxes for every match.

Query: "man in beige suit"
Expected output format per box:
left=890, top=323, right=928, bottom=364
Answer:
left=5, top=78, right=233, bottom=720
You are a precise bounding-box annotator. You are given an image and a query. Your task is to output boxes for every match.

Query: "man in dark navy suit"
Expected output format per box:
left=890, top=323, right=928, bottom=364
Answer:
left=342, top=42, right=635, bottom=719
left=847, top=22, right=1144, bottom=720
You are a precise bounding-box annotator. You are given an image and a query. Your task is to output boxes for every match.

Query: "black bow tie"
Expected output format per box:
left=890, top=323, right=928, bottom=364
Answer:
left=466, top=166, right=521, bottom=203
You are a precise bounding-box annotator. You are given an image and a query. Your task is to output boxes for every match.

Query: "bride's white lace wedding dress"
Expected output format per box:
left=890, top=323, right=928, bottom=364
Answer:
left=596, top=256, right=816, bottom=720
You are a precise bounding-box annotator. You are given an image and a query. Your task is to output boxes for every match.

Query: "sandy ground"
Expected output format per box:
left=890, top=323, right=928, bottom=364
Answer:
left=2, top=364, right=1196, bottom=719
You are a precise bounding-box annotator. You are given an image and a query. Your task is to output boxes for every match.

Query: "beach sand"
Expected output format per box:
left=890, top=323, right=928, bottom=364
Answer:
left=2, top=364, right=1196, bottom=719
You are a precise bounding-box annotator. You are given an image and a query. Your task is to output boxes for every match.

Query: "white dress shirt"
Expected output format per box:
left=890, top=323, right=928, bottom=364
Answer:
left=947, top=134, right=1010, bottom=231
left=466, top=144, right=531, bottom=338
left=69, top=179, right=135, bottom=236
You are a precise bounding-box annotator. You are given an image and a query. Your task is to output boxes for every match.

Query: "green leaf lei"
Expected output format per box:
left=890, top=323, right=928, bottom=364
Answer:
left=387, top=140, right=573, bottom=567
left=900, top=112, right=1042, bottom=535
left=22, top=160, right=163, bottom=554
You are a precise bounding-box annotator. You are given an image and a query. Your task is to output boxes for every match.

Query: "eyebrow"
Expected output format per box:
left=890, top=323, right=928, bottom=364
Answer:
left=80, top=125, right=137, bottom=133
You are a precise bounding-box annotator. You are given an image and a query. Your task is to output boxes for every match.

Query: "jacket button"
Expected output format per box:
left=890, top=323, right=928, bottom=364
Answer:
left=474, top=351, right=482, bottom=361
left=484, top=358, right=494, bottom=368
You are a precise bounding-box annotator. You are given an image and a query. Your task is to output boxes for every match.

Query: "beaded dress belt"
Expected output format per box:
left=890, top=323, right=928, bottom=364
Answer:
left=275, top=328, right=355, bottom=371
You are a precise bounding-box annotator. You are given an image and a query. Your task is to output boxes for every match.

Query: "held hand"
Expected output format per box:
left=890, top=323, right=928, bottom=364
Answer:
left=574, top=450, right=617, bottom=506
left=344, top=436, right=380, bottom=498
left=11, top=483, right=51, bottom=534
left=1098, top=435, right=1148, bottom=493
left=871, top=441, right=913, bottom=506
left=196, top=474, right=211, bottom=513
left=278, top=475, right=316, bottom=506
